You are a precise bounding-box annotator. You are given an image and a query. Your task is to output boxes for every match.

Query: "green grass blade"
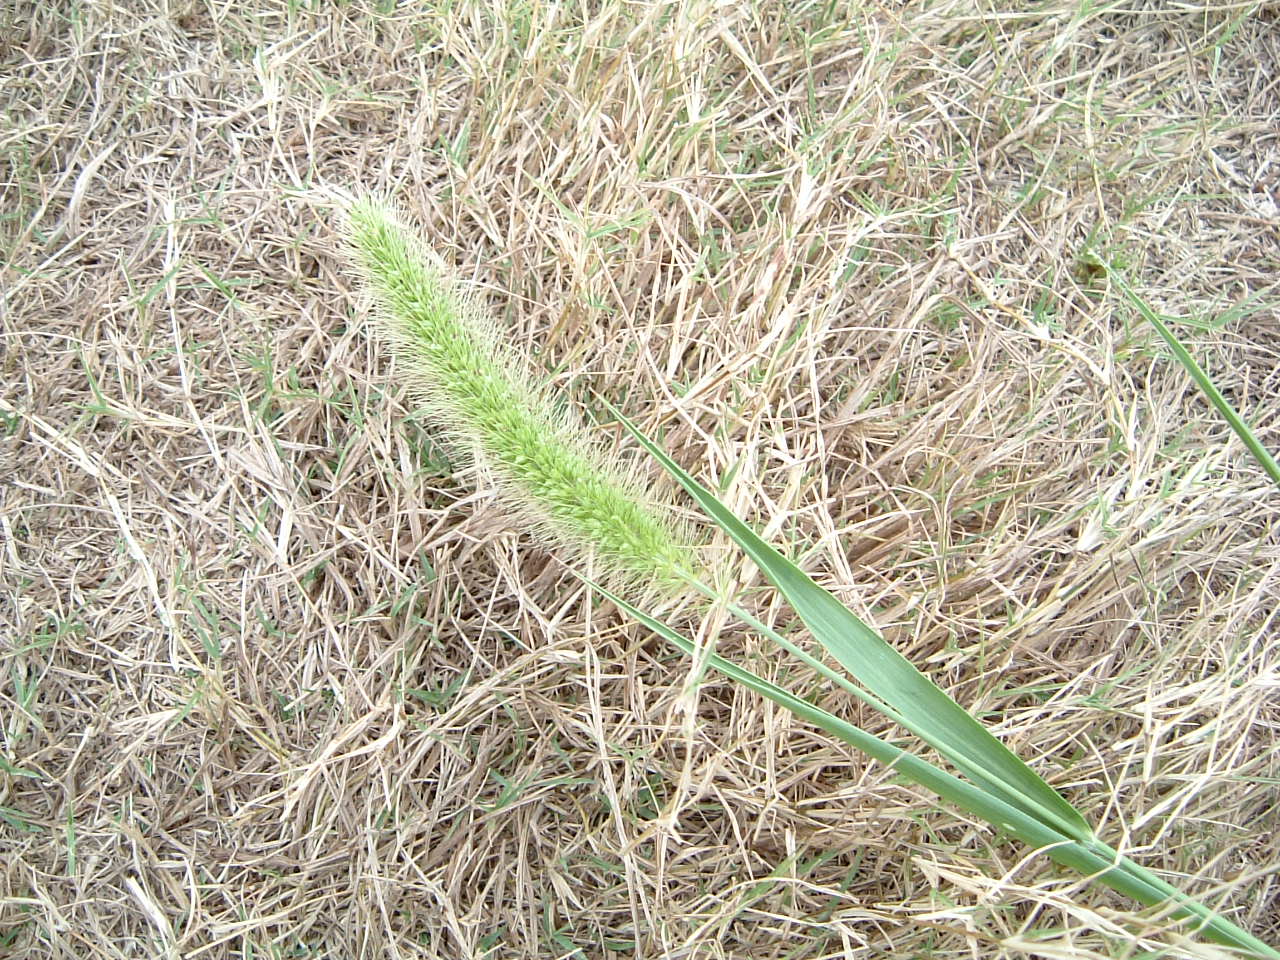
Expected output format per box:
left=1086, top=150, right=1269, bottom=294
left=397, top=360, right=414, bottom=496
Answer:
left=586, top=574, right=1080, bottom=847
left=680, top=579, right=908, bottom=723
left=586, top=577, right=1280, bottom=959
left=606, top=402, right=1092, bottom=843
left=1109, top=269, right=1280, bottom=490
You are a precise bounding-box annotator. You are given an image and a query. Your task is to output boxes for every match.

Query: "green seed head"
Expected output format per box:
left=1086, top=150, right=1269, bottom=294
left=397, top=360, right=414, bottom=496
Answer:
left=345, top=197, right=697, bottom=594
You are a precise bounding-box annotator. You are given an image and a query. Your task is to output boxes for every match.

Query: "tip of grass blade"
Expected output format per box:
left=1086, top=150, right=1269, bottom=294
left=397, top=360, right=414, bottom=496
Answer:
left=1103, top=262, right=1280, bottom=490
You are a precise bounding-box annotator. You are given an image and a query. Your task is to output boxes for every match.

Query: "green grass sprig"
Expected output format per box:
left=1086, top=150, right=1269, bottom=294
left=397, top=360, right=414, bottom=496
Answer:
left=1105, top=264, right=1280, bottom=491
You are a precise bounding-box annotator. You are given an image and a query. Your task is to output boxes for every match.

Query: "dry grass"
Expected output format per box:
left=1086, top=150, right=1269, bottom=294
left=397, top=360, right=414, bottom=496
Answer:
left=2, top=1, right=1279, bottom=957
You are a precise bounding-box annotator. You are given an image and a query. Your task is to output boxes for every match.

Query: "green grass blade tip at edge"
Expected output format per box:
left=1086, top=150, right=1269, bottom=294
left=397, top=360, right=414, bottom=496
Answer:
left=1108, top=268, right=1280, bottom=490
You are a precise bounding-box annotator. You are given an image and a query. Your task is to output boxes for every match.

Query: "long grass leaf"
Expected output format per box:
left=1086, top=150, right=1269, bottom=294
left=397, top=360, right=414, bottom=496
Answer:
left=607, top=402, right=1092, bottom=842
left=586, top=577, right=1280, bottom=959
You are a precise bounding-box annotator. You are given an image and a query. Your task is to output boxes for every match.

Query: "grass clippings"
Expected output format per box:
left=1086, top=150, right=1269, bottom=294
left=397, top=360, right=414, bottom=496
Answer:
left=2, top=2, right=1279, bottom=958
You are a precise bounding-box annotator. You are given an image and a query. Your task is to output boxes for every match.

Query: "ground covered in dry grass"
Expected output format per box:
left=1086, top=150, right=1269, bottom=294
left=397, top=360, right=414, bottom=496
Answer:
left=2, top=1, right=1279, bottom=957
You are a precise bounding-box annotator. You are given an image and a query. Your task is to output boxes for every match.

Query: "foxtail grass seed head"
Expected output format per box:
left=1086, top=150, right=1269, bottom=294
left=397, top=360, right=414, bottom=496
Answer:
left=345, top=197, right=697, bottom=594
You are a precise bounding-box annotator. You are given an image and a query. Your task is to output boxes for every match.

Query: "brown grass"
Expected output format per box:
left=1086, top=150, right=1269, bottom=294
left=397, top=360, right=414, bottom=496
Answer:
left=2, top=1, right=1278, bottom=957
